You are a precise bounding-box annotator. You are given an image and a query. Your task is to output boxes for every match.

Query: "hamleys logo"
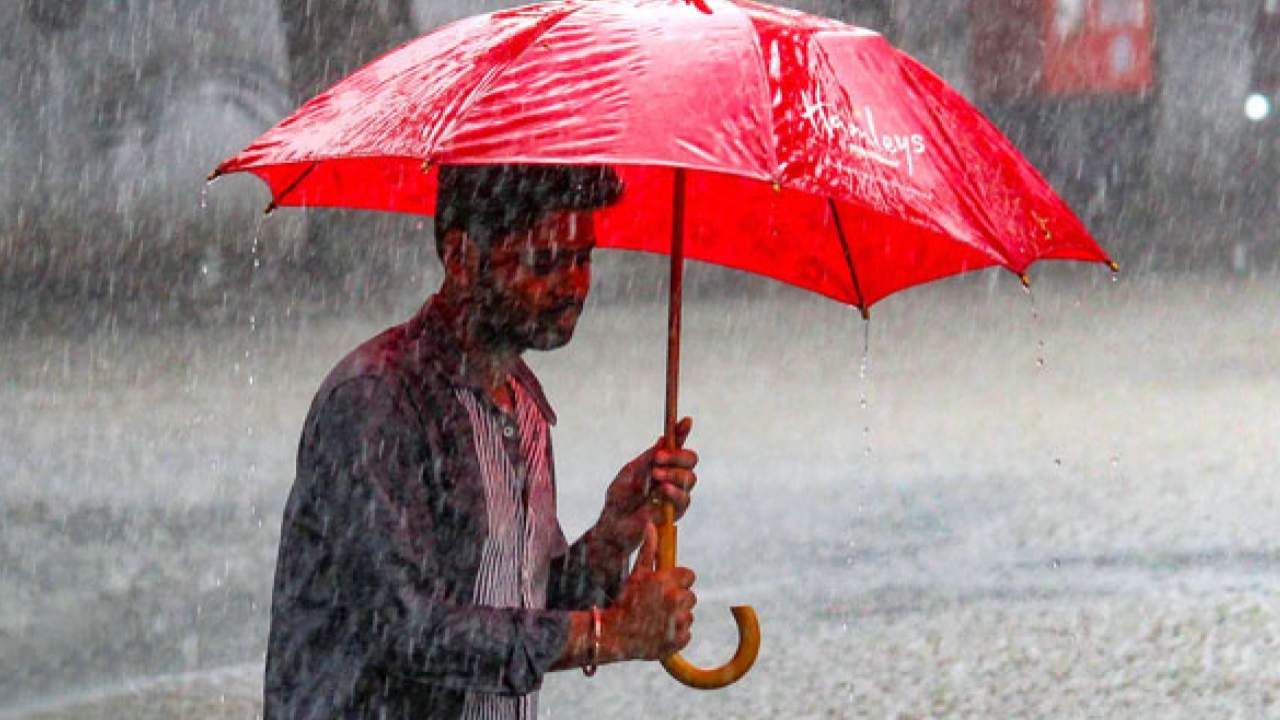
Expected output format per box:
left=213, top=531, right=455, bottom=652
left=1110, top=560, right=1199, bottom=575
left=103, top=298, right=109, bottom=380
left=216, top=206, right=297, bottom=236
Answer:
left=800, top=88, right=927, bottom=176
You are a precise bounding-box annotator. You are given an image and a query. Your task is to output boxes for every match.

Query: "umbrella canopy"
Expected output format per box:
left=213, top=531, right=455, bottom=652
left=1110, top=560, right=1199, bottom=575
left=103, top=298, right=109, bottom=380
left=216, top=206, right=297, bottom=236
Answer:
left=214, top=0, right=1114, bottom=315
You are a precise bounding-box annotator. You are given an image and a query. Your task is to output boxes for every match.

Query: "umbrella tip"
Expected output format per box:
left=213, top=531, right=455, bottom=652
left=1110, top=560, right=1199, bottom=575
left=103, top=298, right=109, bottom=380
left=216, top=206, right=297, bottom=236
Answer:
left=1107, top=260, right=1120, bottom=273
left=1019, top=273, right=1031, bottom=289
left=858, top=305, right=870, bottom=321
left=263, top=201, right=278, bottom=216
left=206, top=168, right=222, bottom=182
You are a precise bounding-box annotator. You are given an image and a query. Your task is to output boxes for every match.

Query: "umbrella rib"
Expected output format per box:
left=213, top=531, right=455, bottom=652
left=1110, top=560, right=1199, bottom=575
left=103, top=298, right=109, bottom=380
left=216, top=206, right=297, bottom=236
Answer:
left=827, top=197, right=870, bottom=320
left=728, top=0, right=781, bottom=176
left=264, top=161, right=320, bottom=215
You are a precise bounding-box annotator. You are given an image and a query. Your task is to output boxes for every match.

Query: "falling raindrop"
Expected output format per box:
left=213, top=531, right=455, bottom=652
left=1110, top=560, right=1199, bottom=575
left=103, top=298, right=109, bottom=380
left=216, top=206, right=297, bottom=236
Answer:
left=1023, top=279, right=1047, bottom=370
left=858, top=317, right=872, bottom=457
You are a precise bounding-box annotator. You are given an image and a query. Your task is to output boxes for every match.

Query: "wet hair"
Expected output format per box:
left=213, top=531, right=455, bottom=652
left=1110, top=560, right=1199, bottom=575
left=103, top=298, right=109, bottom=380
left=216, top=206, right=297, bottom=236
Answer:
left=433, top=164, right=624, bottom=261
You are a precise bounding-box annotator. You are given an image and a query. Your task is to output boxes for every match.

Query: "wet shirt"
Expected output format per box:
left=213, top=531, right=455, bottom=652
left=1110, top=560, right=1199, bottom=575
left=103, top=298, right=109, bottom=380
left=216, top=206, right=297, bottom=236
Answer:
left=264, top=298, right=621, bottom=720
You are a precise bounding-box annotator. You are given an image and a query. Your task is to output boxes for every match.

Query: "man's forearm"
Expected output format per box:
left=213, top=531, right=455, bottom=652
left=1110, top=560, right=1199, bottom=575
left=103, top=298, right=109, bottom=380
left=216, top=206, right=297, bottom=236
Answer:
left=582, top=525, right=632, bottom=592
left=548, top=526, right=630, bottom=610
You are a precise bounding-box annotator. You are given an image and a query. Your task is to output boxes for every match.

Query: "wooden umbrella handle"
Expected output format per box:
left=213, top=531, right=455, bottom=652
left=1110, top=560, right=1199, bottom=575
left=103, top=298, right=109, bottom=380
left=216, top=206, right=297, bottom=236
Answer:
left=657, top=168, right=760, bottom=689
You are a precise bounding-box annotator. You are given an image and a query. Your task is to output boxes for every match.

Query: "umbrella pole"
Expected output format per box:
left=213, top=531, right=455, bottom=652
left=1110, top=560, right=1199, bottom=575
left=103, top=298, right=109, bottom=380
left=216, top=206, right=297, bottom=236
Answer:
left=658, top=167, right=686, bottom=569
left=657, top=168, right=761, bottom=690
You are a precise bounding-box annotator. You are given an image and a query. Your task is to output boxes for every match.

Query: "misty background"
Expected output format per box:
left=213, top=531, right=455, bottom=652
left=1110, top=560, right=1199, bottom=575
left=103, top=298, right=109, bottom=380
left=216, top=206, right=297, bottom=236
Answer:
left=1, top=1, right=1276, bottom=718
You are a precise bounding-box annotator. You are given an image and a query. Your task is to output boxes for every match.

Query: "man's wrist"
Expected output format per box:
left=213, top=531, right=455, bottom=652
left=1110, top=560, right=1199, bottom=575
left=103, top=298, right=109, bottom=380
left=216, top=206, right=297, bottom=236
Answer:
left=554, top=608, right=627, bottom=670
left=597, top=606, right=626, bottom=664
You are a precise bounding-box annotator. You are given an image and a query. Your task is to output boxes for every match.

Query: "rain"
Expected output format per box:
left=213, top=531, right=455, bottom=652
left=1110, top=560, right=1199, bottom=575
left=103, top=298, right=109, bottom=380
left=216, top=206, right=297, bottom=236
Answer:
left=1, top=0, right=1277, bottom=718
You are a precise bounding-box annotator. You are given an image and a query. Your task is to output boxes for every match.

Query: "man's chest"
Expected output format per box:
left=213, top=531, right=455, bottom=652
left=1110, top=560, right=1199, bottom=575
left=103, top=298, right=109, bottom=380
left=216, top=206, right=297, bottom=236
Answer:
left=446, top=382, right=562, bottom=609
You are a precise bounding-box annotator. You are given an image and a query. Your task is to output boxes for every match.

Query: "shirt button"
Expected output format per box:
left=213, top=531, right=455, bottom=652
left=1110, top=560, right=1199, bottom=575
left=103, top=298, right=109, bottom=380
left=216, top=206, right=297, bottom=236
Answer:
left=502, top=424, right=515, bottom=438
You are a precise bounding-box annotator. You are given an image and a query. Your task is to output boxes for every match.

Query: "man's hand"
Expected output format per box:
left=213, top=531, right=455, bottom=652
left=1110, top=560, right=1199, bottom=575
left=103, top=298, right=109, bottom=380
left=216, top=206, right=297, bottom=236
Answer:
left=602, top=523, right=696, bottom=661
left=593, top=417, right=699, bottom=559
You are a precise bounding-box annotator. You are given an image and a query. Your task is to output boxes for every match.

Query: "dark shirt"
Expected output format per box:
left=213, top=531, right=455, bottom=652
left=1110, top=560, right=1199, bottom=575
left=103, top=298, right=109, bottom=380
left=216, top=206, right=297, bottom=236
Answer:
left=264, top=297, right=621, bottom=720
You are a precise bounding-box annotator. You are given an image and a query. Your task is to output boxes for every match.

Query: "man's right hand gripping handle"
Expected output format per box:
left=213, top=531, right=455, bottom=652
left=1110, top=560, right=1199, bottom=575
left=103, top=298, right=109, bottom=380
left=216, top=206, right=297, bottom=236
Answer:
left=555, top=523, right=696, bottom=668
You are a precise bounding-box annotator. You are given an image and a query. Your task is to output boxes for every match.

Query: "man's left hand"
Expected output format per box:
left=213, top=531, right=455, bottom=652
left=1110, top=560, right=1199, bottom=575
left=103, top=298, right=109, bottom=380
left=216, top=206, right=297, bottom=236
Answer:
left=593, top=417, right=698, bottom=558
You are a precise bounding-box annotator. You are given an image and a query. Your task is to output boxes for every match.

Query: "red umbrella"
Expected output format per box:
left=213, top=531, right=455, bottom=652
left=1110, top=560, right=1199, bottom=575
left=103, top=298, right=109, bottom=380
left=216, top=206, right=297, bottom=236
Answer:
left=213, top=0, right=1115, bottom=689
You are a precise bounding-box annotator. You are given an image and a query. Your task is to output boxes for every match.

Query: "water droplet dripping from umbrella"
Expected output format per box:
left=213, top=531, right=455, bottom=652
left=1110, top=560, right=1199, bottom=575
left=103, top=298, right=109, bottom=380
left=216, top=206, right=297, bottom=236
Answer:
left=1021, top=274, right=1047, bottom=371
left=200, top=176, right=219, bottom=211
left=858, top=316, right=872, bottom=457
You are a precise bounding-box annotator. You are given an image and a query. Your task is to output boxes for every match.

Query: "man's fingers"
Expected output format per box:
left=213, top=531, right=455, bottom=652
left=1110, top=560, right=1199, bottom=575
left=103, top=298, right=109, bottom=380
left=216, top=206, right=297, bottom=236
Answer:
left=646, top=490, right=690, bottom=522
left=651, top=482, right=689, bottom=505
left=671, top=567, right=696, bottom=589
left=670, top=611, right=693, bottom=652
left=650, top=477, right=692, bottom=511
left=675, top=626, right=692, bottom=651
left=674, top=417, right=693, bottom=448
left=653, top=449, right=698, bottom=471
left=632, top=446, right=659, bottom=492
left=651, top=467, right=697, bottom=490
left=653, top=417, right=693, bottom=453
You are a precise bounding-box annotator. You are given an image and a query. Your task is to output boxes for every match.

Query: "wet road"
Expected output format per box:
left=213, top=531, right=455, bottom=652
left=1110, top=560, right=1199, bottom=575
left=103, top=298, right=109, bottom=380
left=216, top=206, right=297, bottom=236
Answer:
left=3, top=266, right=1278, bottom=718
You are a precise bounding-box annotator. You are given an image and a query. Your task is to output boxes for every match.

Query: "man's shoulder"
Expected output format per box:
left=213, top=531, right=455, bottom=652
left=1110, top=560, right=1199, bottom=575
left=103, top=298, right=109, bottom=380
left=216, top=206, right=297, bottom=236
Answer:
left=318, top=325, right=410, bottom=395
left=306, top=321, right=433, bottom=425
left=307, top=314, right=458, bottom=420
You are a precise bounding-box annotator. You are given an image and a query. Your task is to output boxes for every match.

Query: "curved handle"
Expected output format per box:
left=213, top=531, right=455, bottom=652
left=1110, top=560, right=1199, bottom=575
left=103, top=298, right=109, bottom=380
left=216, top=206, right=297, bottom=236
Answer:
left=660, top=606, right=760, bottom=689
left=655, top=502, right=761, bottom=689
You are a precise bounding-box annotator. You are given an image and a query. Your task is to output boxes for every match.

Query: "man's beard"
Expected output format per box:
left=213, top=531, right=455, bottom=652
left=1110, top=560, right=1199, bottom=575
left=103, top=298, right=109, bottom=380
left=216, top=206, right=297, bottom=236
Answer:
left=521, top=302, right=583, bottom=350
left=476, top=291, right=582, bottom=352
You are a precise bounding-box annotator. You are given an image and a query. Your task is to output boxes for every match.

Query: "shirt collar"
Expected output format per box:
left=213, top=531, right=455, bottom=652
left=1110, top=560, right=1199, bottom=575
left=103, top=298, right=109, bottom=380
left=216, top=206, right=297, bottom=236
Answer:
left=408, top=294, right=558, bottom=426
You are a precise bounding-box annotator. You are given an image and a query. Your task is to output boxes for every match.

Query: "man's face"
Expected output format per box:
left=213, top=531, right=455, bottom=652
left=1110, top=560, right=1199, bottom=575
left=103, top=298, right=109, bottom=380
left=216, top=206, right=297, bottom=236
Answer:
left=473, top=209, right=596, bottom=351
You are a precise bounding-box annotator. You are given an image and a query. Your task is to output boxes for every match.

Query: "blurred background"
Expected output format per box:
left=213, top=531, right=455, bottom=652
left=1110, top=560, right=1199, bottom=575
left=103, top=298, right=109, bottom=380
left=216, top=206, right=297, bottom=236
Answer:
left=2, top=0, right=1275, bottom=331
left=1, top=1, right=1276, bottom=718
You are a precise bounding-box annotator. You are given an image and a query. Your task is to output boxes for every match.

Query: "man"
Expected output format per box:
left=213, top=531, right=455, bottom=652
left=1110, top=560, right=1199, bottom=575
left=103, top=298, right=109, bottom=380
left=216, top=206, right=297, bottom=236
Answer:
left=265, top=164, right=699, bottom=719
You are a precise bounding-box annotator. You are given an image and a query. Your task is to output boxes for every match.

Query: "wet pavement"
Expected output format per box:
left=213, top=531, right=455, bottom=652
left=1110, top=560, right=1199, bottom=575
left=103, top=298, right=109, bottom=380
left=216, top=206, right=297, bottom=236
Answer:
left=3, top=266, right=1278, bottom=718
